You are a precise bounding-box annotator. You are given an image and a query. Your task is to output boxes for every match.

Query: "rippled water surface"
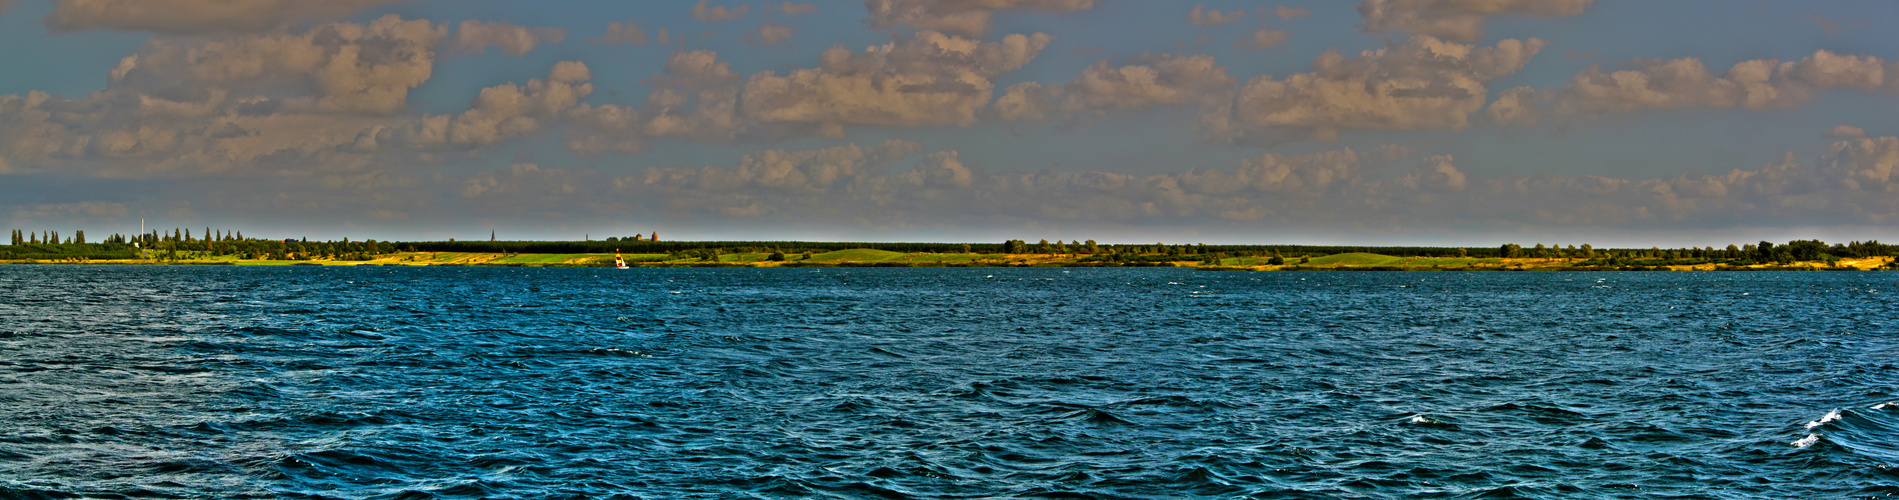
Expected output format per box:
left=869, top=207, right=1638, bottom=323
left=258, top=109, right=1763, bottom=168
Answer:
left=3, top=266, right=1899, bottom=498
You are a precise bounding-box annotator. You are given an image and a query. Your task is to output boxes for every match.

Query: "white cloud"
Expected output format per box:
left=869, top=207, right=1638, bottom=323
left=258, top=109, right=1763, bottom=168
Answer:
left=1187, top=4, right=1244, bottom=27
left=1357, top=0, right=1592, bottom=42
left=997, top=54, right=1235, bottom=122
left=691, top=0, right=750, bottom=23
left=452, top=20, right=566, bottom=56
left=1210, top=35, right=1545, bottom=143
left=109, top=14, right=448, bottom=115
left=783, top=2, right=819, bottom=16
left=1541, top=50, right=1899, bottom=117
left=592, top=21, right=647, bottom=45
left=564, top=50, right=742, bottom=153
left=1825, top=125, right=1868, bottom=139
left=750, top=23, right=795, bottom=45
left=1242, top=28, right=1290, bottom=50
left=0, top=15, right=462, bottom=178
left=398, top=61, right=593, bottom=147
left=740, top=30, right=1052, bottom=130
left=863, top=0, right=1096, bottom=38
left=45, top=0, right=406, bottom=34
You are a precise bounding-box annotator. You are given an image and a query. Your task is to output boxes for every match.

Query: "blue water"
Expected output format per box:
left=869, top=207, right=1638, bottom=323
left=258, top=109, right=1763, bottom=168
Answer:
left=2, top=266, right=1897, bottom=499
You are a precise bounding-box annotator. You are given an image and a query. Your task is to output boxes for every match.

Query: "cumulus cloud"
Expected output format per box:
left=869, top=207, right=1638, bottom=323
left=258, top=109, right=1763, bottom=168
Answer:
left=1483, top=86, right=1544, bottom=125
left=0, top=13, right=600, bottom=181
left=109, top=14, right=448, bottom=115
left=692, top=0, right=750, bottom=23
left=741, top=30, right=1052, bottom=131
left=0, top=14, right=471, bottom=178
left=452, top=20, right=566, bottom=56
left=783, top=2, right=819, bottom=16
left=595, top=130, right=1899, bottom=232
left=606, top=142, right=1452, bottom=227
left=592, top=21, right=647, bottom=45
left=576, top=33, right=1049, bottom=150
left=1242, top=28, right=1290, bottom=50
left=564, top=50, right=742, bottom=153
left=398, top=61, right=593, bottom=147
left=864, top=0, right=1096, bottom=38
left=997, top=54, right=1235, bottom=122
left=750, top=23, right=796, bottom=45
left=1511, top=49, right=1899, bottom=120
left=1825, top=125, right=1868, bottom=139
left=1187, top=4, right=1244, bottom=27
left=1209, top=35, right=1546, bottom=143
left=1357, top=0, right=1592, bottom=42
left=45, top=0, right=406, bottom=34
left=1275, top=6, right=1312, bottom=20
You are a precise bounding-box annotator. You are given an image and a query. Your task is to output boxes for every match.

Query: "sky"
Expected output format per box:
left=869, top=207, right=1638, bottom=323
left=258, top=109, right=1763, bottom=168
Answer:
left=3, top=0, right=1899, bottom=247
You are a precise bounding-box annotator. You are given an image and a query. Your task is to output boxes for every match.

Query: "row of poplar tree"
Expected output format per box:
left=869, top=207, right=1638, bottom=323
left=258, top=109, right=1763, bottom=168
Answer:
left=9, top=229, right=96, bottom=245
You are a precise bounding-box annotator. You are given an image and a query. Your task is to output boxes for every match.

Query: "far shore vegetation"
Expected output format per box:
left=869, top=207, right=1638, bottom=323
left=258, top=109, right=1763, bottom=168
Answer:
left=5, top=228, right=1899, bottom=271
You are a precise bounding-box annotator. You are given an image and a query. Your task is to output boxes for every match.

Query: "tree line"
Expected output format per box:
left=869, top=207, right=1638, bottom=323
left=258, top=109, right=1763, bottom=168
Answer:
left=7, top=227, right=1899, bottom=265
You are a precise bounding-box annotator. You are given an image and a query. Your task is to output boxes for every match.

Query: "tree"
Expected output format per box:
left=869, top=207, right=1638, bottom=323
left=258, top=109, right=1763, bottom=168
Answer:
left=1580, top=243, right=1595, bottom=258
left=1085, top=239, right=1099, bottom=254
left=74, top=230, right=85, bottom=244
left=1037, top=239, right=1051, bottom=254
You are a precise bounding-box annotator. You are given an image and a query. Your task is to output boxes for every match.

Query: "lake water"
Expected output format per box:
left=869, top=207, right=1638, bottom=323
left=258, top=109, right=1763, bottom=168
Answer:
left=2, top=266, right=1896, bottom=499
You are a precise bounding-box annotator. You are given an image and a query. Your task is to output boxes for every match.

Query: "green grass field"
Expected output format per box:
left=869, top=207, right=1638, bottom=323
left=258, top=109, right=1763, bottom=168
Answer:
left=494, top=253, right=590, bottom=264
left=1297, top=252, right=1493, bottom=267
left=891, top=253, right=1001, bottom=263
left=805, top=249, right=908, bottom=262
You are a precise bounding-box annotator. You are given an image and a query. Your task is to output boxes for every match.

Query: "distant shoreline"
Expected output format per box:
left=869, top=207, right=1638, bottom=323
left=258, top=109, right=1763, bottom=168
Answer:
left=3, top=249, right=1891, bottom=271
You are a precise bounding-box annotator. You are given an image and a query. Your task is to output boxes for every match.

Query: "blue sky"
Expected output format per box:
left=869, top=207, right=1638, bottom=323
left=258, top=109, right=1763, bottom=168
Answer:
left=3, top=0, right=1899, bottom=246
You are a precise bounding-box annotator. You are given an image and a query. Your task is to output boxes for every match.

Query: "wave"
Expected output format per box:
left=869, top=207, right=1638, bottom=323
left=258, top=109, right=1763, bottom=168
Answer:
left=1796, top=403, right=1899, bottom=461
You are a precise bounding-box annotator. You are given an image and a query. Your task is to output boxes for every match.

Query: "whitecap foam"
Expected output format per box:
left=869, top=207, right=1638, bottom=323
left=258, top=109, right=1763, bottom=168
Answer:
left=1806, top=409, right=1842, bottom=430
left=1792, top=434, right=1820, bottom=448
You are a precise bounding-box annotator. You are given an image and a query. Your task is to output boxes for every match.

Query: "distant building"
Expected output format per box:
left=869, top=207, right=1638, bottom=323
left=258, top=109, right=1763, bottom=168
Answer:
left=651, top=231, right=658, bottom=242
